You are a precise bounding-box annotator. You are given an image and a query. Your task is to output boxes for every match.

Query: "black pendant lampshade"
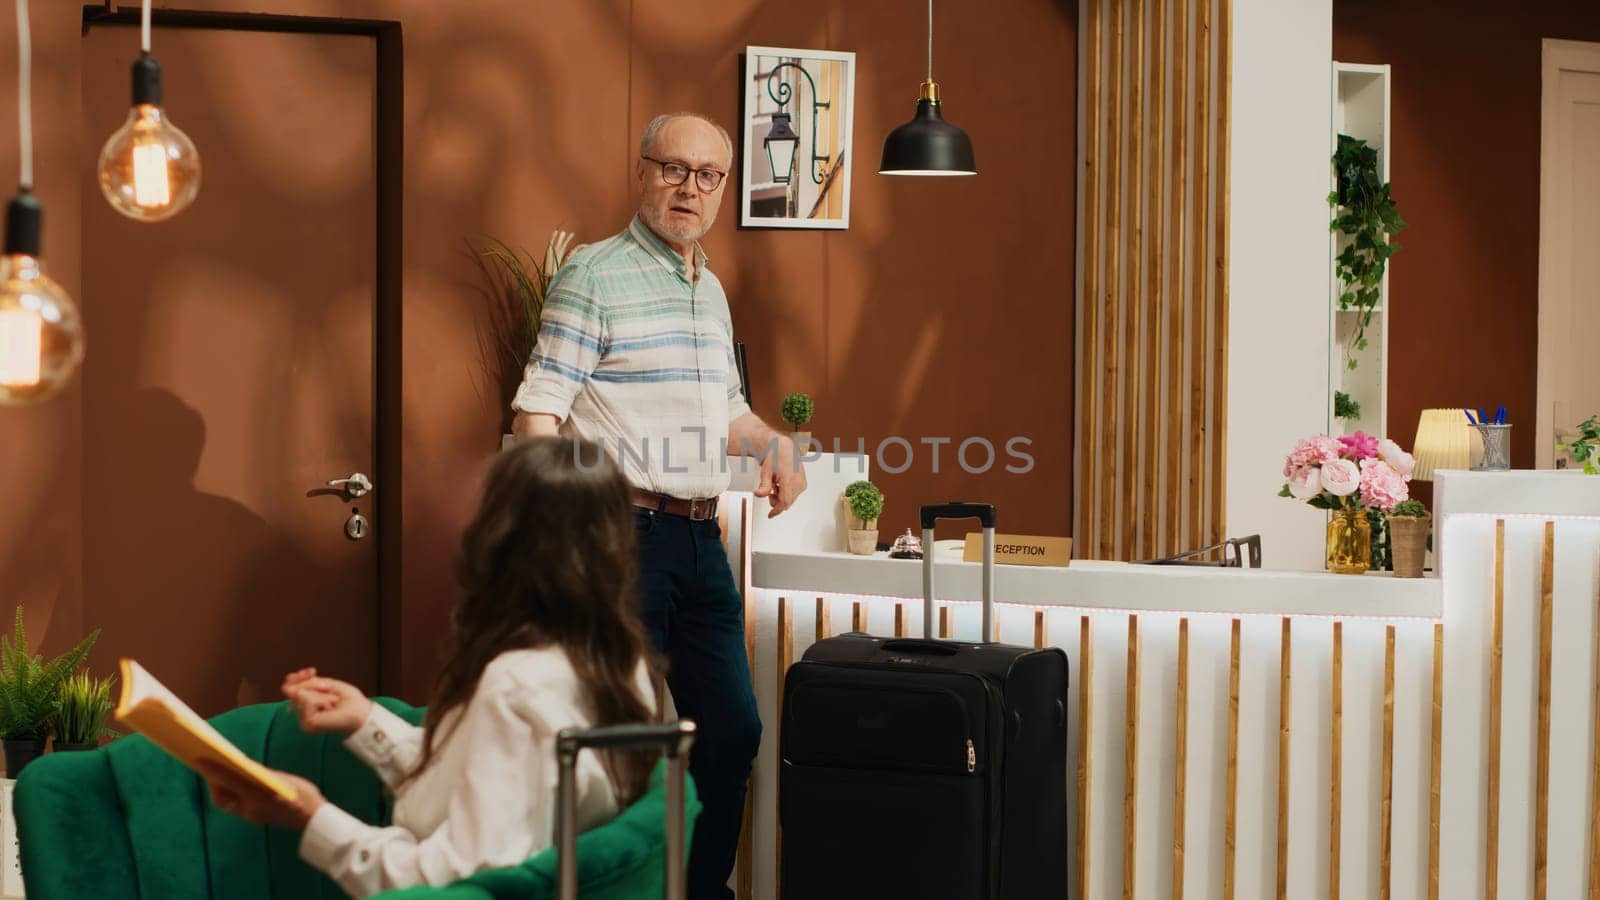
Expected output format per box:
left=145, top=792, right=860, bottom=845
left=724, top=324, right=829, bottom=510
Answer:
left=879, top=0, right=976, bottom=177
left=879, top=81, right=976, bottom=176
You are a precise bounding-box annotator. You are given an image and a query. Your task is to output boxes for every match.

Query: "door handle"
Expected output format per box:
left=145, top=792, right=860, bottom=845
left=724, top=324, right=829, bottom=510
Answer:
left=327, top=472, right=373, bottom=498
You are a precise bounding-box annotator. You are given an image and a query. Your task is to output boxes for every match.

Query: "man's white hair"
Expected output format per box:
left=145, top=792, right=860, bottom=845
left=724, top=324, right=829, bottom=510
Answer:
left=639, top=113, right=734, bottom=166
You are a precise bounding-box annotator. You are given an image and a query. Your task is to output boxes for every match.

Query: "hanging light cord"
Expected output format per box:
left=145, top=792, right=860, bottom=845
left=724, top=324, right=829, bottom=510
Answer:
left=141, top=0, right=151, bottom=53
left=15, top=0, right=30, bottom=190
left=926, top=0, right=933, bottom=81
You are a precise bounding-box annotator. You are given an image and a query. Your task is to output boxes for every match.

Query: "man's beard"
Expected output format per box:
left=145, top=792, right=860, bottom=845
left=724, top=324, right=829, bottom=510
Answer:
left=643, top=204, right=711, bottom=244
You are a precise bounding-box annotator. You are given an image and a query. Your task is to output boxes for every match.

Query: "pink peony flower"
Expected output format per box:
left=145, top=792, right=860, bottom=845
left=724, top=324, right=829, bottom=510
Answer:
left=1320, top=458, right=1361, bottom=496
left=1284, top=434, right=1344, bottom=476
left=1338, top=431, right=1380, bottom=461
left=1359, top=458, right=1410, bottom=511
left=1376, top=437, right=1415, bottom=478
left=1287, top=466, right=1323, bottom=500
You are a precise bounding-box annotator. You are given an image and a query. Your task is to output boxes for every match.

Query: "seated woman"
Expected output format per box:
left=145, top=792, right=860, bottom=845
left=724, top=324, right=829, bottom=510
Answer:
left=200, top=437, right=662, bottom=898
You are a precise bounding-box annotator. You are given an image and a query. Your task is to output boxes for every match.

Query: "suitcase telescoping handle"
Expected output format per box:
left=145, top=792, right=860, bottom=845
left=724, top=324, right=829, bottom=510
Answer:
left=921, top=502, right=997, bottom=642
left=556, top=720, right=697, bottom=900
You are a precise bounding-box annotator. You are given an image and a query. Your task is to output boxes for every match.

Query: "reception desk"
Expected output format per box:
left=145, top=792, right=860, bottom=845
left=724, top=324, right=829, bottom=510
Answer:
left=715, top=455, right=1585, bottom=900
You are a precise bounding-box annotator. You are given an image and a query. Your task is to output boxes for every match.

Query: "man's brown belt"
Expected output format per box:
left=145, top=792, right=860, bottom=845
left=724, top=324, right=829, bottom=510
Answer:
left=632, top=488, right=719, bottom=521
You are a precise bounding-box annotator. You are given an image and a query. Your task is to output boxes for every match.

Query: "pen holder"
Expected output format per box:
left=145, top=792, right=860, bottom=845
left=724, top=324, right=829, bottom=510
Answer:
left=1472, top=423, right=1512, bottom=471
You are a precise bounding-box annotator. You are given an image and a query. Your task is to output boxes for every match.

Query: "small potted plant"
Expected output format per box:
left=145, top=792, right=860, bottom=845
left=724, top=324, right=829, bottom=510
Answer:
left=780, top=392, right=814, bottom=447
left=0, top=606, right=98, bottom=776
left=53, top=670, right=117, bottom=752
left=1387, top=499, right=1430, bottom=579
left=842, top=480, right=884, bottom=556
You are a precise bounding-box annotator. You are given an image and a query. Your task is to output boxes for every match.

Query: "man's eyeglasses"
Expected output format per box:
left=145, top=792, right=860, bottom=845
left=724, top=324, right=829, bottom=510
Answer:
left=642, top=156, right=727, bottom=193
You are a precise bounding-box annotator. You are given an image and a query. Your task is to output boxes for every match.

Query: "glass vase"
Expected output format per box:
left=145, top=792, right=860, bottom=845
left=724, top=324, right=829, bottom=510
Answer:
left=1326, top=507, right=1372, bottom=575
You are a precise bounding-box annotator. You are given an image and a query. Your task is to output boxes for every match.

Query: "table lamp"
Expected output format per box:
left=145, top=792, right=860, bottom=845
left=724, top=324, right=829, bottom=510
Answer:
left=1412, top=408, right=1476, bottom=480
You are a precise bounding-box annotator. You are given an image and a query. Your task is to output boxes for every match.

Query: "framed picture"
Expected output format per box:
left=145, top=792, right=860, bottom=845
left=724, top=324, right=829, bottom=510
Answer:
left=740, top=46, right=856, bottom=230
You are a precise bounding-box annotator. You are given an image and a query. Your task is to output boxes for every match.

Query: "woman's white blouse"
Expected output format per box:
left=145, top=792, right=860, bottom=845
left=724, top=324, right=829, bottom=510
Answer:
left=298, top=647, right=654, bottom=898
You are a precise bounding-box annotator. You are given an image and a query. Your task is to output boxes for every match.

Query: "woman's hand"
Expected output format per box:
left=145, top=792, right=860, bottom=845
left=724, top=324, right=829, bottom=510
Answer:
left=199, top=762, right=324, bottom=831
left=282, top=668, right=374, bottom=736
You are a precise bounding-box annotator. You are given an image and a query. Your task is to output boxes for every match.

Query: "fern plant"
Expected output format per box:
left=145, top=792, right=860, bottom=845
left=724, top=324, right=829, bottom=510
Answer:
left=0, top=606, right=99, bottom=741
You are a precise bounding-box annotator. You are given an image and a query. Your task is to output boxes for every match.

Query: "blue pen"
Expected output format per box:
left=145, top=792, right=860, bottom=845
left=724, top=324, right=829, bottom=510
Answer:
left=1479, top=408, right=1488, bottom=426
left=1495, top=405, right=1506, bottom=425
left=1464, top=408, right=1477, bottom=425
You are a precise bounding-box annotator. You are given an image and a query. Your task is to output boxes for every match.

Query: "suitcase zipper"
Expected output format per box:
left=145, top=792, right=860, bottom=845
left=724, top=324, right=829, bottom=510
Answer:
left=966, top=739, right=976, bottom=773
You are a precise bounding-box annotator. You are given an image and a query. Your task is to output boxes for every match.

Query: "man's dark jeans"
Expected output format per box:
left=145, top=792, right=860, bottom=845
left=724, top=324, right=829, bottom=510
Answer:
left=634, top=507, right=761, bottom=900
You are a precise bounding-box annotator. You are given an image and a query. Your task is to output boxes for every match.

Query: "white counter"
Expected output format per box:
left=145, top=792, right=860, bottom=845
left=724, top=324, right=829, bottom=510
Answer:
left=751, top=548, right=1441, bottom=620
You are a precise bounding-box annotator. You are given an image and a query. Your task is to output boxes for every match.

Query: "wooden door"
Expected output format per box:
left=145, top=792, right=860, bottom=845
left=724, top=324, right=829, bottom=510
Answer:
left=1538, top=40, right=1600, bottom=468
left=78, top=23, right=380, bottom=715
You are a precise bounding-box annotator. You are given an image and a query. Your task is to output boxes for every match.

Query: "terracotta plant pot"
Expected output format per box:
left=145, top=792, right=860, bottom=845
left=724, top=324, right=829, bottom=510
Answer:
left=846, top=529, right=879, bottom=555
left=1388, top=515, right=1430, bottom=578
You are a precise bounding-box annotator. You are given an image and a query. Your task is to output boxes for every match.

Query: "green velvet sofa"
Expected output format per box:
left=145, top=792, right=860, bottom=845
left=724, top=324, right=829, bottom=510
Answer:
left=13, top=699, right=698, bottom=899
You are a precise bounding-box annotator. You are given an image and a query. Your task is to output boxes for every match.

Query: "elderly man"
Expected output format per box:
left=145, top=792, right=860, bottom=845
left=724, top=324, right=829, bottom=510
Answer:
left=511, top=112, right=805, bottom=899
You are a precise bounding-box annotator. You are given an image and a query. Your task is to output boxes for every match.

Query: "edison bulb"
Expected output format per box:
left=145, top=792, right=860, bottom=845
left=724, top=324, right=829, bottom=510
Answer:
left=0, top=253, right=83, bottom=405
left=98, top=103, right=201, bottom=222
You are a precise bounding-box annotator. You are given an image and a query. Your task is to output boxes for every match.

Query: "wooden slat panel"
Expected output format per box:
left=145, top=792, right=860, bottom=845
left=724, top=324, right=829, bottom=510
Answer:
left=1224, top=617, right=1241, bottom=899
left=1174, top=617, right=1190, bottom=900
left=1079, top=0, right=1102, bottom=558
left=1100, top=0, right=1125, bottom=560
left=1431, top=623, right=1443, bottom=900
left=1277, top=617, right=1291, bottom=900
left=1382, top=626, right=1396, bottom=900
left=1536, top=521, right=1555, bottom=900
left=814, top=597, right=830, bottom=643
left=851, top=600, right=867, bottom=634
left=775, top=595, right=793, bottom=889
left=1487, top=519, right=1505, bottom=899
left=1142, top=0, right=1165, bottom=562
left=1035, top=610, right=1048, bottom=649
left=1079, top=615, right=1095, bottom=900
left=1078, top=0, right=1229, bottom=561
left=1332, top=620, right=1344, bottom=900
left=1209, top=0, right=1232, bottom=553
left=1188, top=0, right=1212, bottom=553
left=1589, top=556, right=1600, bottom=900
left=1125, top=615, right=1141, bottom=900
left=1166, top=0, right=1189, bottom=557
left=1121, top=0, right=1145, bottom=563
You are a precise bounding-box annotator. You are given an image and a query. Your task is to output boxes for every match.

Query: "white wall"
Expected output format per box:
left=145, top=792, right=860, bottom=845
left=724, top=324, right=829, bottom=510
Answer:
left=1225, top=0, right=1333, bottom=570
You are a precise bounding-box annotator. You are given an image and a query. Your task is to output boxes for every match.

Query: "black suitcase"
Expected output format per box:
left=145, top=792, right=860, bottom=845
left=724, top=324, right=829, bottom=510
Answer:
left=779, top=503, right=1070, bottom=900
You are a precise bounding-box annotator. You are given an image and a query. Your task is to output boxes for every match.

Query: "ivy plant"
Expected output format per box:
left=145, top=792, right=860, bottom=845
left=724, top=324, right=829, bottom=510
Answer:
left=1330, top=134, right=1406, bottom=370
left=1560, top=415, right=1600, bottom=474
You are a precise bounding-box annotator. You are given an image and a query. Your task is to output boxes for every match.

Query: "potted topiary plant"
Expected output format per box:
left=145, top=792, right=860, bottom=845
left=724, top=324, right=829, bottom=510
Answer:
left=842, top=480, right=884, bottom=556
left=0, top=606, right=98, bottom=776
left=1387, top=499, right=1430, bottom=579
left=53, top=670, right=117, bottom=752
left=780, top=392, right=814, bottom=447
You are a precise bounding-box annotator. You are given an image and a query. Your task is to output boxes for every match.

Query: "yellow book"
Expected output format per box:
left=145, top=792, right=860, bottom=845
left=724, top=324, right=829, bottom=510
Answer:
left=114, top=659, right=298, bottom=802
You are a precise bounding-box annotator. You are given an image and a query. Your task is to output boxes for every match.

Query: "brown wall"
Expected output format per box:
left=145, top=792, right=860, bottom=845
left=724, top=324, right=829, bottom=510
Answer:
left=0, top=0, right=1076, bottom=702
left=1334, top=0, right=1600, bottom=490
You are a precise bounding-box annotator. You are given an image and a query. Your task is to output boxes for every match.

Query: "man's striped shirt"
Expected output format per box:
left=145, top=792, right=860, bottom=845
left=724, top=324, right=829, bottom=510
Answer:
left=512, top=216, right=750, bottom=498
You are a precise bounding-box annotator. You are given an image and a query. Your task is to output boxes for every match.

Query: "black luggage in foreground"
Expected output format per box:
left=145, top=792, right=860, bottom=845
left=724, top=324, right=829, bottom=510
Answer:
left=779, top=502, right=1070, bottom=900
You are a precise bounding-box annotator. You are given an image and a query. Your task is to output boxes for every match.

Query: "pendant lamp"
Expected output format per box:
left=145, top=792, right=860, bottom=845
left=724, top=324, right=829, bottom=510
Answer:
left=0, top=0, right=85, bottom=405
left=97, top=0, right=202, bottom=222
left=879, top=0, right=976, bottom=176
